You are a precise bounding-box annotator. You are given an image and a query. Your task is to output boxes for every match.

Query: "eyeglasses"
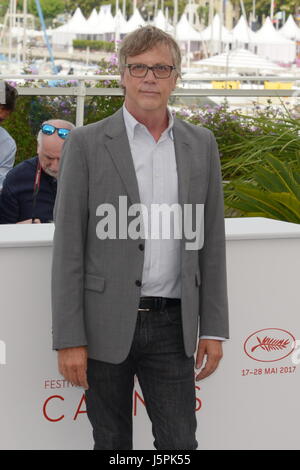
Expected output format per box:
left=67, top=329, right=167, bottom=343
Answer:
left=40, top=123, right=71, bottom=140
left=125, top=63, right=176, bottom=79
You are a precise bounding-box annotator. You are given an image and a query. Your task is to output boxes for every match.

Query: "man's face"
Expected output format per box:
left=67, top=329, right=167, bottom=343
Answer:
left=121, top=44, right=178, bottom=116
left=0, top=106, right=11, bottom=123
left=37, top=133, right=64, bottom=178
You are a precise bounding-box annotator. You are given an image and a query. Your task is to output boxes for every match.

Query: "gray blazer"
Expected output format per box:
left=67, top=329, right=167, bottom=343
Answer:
left=51, top=108, right=229, bottom=363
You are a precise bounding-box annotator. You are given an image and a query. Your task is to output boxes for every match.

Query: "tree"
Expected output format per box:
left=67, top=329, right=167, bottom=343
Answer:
left=0, top=0, right=9, bottom=19
left=28, top=0, right=66, bottom=21
left=0, top=0, right=66, bottom=26
left=64, top=0, right=100, bottom=17
left=232, top=0, right=298, bottom=23
left=64, top=0, right=130, bottom=18
left=63, top=0, right=187, bottom=20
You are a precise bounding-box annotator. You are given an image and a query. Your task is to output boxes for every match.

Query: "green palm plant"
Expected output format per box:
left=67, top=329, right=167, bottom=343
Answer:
left=224, top=154, right=300, bottom=224
left=220, top=111, right=300, bottom=181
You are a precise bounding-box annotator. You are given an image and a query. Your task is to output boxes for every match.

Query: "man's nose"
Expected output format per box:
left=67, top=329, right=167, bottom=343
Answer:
left=50, top=159, right=59, bottom=171
left=143, top=67, right=157, bottom=80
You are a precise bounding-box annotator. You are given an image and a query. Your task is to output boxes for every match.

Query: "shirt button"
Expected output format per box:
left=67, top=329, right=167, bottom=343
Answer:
left=135, top=280, right=142, bottom=287
left=139, top=244, right=144, bottom=251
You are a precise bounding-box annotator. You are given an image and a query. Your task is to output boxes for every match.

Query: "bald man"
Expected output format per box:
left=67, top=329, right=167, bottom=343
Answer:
left=0, top=119, right=75, bottom=224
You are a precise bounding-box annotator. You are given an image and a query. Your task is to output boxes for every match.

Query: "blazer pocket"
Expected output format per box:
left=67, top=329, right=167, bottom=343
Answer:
left=195, top=270, right=201, bottom=287
left=84, top=274, right=105, bottom=293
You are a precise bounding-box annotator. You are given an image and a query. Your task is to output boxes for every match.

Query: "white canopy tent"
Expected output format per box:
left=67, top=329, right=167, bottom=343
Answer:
left=87, top=8, right=98, bottom=24
left=98, top=5, right=115, bottom=35
left=120, top=8, right=145, bottom=34
left=97, top=5, right=115, bottom=41
left=64, top=7, right=87, bottom=31
left=75, top=5, right=116, bottom=39
left=114, top=9, right=128, bottom=41
left=174, top=13, right=205, bottom=69
left=200, top=13, right=232, bottom=54
left=51, top=7, right=88, bottom=46
left=174, top=13, right=203, bottom=42
left=193, top=48, right=285, bottom=74
left=253, top=17, right=296, bottom=64
left=230, top=15, right=256, bottom=47
left=279, top=15, right=300, bottom=41
left=85, top=8, right=101, bottom=35
left=153, top=9, right=173, bottom=33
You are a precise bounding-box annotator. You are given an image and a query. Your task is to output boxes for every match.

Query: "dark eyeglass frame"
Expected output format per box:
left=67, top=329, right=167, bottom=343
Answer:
left=40, top=123, right=71, bottom=140
left=125, top=63, right=176, bottom=79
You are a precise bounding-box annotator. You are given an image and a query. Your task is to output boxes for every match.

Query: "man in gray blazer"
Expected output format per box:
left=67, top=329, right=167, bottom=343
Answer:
left=52, top=25, right=229, bottom=450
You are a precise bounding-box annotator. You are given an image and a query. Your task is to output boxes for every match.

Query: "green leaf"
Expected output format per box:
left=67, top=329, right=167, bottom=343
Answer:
left=269, top=192, right=300, bottom=219
left=227, top=181, right=300, bottom=223
left=265, top=154, right=300, bottom=200
left=254, top=166, right=287, bottom=193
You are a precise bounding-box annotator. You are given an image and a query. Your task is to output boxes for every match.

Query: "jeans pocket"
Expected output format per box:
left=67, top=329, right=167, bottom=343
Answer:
left=165, top=307, right=182, bottom=326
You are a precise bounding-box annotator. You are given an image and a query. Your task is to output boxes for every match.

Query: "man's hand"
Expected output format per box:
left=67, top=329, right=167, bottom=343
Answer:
left=57, top=346, right=89, bottom=389
left=17, top=218, right=41, bottom=224
left=195, top=339, right=223, bottom=381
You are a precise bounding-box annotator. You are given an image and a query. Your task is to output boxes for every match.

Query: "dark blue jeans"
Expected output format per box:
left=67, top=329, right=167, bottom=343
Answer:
left=85, top=304, right=198, bottom=450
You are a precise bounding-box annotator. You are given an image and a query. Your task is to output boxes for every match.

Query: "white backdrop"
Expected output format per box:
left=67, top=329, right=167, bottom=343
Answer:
left=0, top=218, right=299, bottom=450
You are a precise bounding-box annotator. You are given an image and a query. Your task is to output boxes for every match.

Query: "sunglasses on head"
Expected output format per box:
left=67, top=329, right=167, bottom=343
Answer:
left=40, top=123, right=71, bottom=140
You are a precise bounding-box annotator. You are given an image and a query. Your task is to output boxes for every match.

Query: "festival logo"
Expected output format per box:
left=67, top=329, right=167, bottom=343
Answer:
left=244, top=328, right=296, bottom=362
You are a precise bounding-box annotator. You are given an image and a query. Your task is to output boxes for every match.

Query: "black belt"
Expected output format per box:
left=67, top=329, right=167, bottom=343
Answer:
left=138, top=297, right=181, bottom=312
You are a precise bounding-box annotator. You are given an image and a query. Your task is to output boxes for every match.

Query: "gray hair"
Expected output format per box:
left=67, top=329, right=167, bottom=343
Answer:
left=118, top=25, right=182, bottom=78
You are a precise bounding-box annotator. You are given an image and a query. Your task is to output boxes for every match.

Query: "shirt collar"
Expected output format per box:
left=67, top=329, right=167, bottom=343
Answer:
left=122, top=104, right=174, bottom=142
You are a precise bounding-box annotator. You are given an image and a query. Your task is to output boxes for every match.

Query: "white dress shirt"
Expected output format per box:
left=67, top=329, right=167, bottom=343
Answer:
left=0, top=126, right=16, bottom=190
left=122, top=104, right=225, bottom=341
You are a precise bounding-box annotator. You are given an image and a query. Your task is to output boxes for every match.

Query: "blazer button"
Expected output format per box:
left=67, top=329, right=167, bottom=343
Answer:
left=139, top=244, right=144, bottom=251
left=135, top=280, right=142, bottom=287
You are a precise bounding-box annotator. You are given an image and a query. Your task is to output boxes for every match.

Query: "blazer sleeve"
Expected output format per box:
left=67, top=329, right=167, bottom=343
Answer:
left=0, top=136, right=16, bottom=190
left=51, top=130, right=89, bottom=350
left=0, top=176, right=19, bottom=224
left=198, top=130, right=229, bottom=339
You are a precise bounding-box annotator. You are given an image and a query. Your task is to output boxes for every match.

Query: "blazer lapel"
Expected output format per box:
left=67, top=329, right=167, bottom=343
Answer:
left=104, top=108, right=141, bottom=207
left=173, top=117, right=192, bottom=208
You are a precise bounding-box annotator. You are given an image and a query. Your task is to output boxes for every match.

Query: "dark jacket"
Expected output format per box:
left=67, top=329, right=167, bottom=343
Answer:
left=0, top=156, right=57, bottom=224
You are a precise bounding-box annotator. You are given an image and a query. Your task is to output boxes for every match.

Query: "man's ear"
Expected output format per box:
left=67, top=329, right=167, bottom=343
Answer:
left=120, top=70, right=125, bottom=86
left=172, top=73, right=179, bottom=91
left=119, top=71, right=126, bottom=96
